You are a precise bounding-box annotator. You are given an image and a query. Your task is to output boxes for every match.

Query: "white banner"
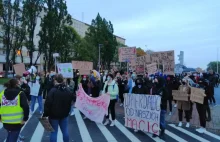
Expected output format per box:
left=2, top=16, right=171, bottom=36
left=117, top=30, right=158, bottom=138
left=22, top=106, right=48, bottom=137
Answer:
left=28, top=82, right=40, bottom=96
left=57, top=63, right=73, bottom=78
left=124, top=94, right=161, bottom=135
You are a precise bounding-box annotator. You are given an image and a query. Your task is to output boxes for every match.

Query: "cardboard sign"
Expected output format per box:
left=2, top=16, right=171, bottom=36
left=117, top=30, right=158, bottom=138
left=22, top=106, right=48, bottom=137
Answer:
left=75, top=84, right=110, bottom=123
left=190, top=87, right=206, bottom=104
left=118, top=47, right=136, bottom=62
left=124, top=93, right=161, bottom=136
left=146, top=63, right=157, bottom=75
left=57, top=63, right=73, bottom=78
left=39, top=118, right=54, bottom=132
left=13, top=63, right=26, bottom=76
left=172, top=86, right=189, bottom=101
left=150, top=51, right=174, bottom=75
left=72, top=61, right=93, bottom=70
left=28, top=82, right=40, bottom=96
left=136, top=65, right=144, bottom=74
left=72, top=61, right=93, bottom=75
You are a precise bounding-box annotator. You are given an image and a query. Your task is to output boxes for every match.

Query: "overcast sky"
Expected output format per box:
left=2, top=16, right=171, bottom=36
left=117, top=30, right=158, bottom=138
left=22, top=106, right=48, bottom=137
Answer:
left=66, top=0, right=220, bottom=69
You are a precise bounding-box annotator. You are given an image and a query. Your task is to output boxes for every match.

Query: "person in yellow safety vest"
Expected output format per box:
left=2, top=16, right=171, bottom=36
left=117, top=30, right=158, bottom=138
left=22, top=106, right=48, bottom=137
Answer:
left=0, top=79, right=29, bottom=142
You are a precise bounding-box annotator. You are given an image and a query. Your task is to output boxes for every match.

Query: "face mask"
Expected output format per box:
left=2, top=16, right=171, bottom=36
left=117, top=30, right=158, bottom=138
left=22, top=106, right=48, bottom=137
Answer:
left=83, top=78, right=86, bottom=81
left=107, top=77, right=111, bottom=81
left=138, top=85, right=142, bottom=88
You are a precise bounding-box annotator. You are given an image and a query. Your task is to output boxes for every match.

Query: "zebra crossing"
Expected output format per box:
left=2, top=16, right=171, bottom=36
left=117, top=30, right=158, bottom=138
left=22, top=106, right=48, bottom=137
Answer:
left=0, top=105, right=220, bottom=142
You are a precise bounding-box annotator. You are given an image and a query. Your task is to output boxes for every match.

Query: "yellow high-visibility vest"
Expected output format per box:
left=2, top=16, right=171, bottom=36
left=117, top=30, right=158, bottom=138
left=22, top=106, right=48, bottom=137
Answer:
left=0, top=90, right=24, bottom=124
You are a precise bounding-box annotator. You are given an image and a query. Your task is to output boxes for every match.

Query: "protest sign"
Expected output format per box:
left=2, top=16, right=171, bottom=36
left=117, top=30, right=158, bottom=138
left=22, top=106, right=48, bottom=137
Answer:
left=28, top=82, right=40, bottom=96
left=118, top=47, right=136, bottom=62
left=75, top=84, right=110, bottom=123
left=146, top=63, right=157, bottom=75
left=57, top=63, right=73, bottom=78
left=150, top=51, right=174, bottom=75
left=172, top=86, right=189, bottom=101
left=190, top=87, right=206, bottom=104
left=124, top=93, right=161, bottom=135
left=39, top=118, right=54, bottom=132
left=13, top=63, right=26, bottom=76
left=72, top=61, right=93, bottom=75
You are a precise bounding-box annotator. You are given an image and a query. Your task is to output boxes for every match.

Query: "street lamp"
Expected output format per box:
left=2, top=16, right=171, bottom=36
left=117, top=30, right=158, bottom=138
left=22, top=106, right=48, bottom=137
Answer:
left=217, top=48, right=219, bottom=74
left=53, top=53, right=59, bottom=73
left=98, top=44, right=103, bottom=72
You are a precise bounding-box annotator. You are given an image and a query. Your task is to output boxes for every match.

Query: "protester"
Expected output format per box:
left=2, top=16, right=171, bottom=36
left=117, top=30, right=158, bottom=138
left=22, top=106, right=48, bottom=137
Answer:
left=131, top=78, right=147, bottom=94
left=103, top=74, right=119, bottom=126
left=208, top=70, right=216, bottom=106
left=118, top=74, right=128, bottom=106
left=128, top=72, right=136, bottom=93
left=16, top=75, right=31, bottom=103
left=29, top=74, right=43, bottom=115
left=81, top=75, right=88, bottom=93
left=166, top=76, right=173, bottom=115
left=0, top=79, right=29, bottom=142
left=177, top=79, right=191, bottom=128
left=43, top=74, right=74, bottom=142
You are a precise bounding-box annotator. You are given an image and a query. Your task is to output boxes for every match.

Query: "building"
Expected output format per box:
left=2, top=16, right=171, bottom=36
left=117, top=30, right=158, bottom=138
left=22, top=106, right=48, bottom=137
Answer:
left=71, top=18, right=126, bottom=45
left=0, top=11, right=126, bottom=73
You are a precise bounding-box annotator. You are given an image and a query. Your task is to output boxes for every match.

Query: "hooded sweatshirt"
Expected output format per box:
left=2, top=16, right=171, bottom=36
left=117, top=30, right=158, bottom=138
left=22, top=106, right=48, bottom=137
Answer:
left=103, top=80, right=119, bottom=100
left=0, top=88, right=29, bottom=131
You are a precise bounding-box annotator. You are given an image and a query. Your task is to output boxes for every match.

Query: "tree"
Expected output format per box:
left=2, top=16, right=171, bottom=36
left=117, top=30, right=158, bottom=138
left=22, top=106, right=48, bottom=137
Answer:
left=85, top=13, right=118, bottom=69
left=39, top=0, right=72, bottom=71
left=136, top=47, right=146, bottom=57
left=207, top=61, right=219, bottom=73
left=0, top=0, right=23, bottom=77
left=22, top=0, right=44, bottom=66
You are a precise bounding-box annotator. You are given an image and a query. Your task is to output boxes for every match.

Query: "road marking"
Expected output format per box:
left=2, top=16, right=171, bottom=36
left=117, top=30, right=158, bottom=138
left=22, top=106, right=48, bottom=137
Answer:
left=165, top=130, right=188, bottom=142
left=144, top=132, right=165, bottom=142
left=30, top=121, right=44, bottom=142
left=169, top=124, right=210, bottom=142
left=115, top=120, right=141, bottom=142
left=75, top=109, right=93, bottom=142
left=96, top=123, right=118, bottom=142
left=4, top=104, right=39, bottom=142
left=204, top=131, right=220, bottom=140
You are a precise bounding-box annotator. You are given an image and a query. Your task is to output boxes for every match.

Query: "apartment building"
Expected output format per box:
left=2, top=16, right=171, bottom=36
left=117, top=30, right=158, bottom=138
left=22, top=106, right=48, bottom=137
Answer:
left=0, top=11, right=126, bottom=72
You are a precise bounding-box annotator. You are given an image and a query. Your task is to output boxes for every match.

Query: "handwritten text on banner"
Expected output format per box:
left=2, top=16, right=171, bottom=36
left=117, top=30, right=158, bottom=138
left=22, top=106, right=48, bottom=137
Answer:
left=124, top=94, right=161, bottom=135
left=75, top=84, right=110, bottom=123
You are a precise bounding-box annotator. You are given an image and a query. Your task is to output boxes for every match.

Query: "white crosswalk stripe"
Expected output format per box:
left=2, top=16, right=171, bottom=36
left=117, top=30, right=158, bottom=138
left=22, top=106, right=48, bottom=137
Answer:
left=1, top=107, right=220, bottom=142
left=168, top=124, right=210, bottom=142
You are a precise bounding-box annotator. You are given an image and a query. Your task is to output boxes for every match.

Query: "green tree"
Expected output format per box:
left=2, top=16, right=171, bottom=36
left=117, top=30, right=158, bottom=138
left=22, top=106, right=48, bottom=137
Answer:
left=207, top=61, right=219, bottom=73
left=85, top=13, right=118, bottom=69
left=0, top=0, right=23, bottom=77
left=38, top=0, right=72, bottom=71
left=22, top=0, right=44, bottom=66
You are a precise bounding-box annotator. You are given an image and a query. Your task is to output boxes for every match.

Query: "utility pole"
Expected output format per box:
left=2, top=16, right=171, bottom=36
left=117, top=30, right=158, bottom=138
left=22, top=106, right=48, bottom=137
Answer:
left=217, top=48, right=219, bottom=74
left=98, top=44, right=103, bottom=72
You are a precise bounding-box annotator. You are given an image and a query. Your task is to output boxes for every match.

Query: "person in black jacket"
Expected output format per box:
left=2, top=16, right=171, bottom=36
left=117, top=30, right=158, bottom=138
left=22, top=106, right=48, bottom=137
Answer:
left=152, top=76, right=168, bottom=139
left=42, top=74, right=74, bottom=142
left=132, top=78, right=147, bottom=94
left=0, top=79, right=29, bottom=142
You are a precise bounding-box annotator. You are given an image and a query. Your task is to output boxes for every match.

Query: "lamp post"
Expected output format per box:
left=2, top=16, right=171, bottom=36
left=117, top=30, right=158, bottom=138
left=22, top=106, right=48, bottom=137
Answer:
left=217, top=48, right=219, bottom=74
left=98, top=44, right=103, bottom=72
left=53, top=53, right=59, bottom=73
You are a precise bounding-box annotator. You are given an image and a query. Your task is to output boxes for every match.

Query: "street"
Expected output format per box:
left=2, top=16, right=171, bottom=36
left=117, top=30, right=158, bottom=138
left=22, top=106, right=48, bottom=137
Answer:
left=0, top=104, right=220, bottom=142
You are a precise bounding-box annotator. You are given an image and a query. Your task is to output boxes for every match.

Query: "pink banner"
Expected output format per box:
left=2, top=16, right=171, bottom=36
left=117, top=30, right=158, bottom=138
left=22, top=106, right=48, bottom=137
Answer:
left=75, top=84, right=110, bottom=123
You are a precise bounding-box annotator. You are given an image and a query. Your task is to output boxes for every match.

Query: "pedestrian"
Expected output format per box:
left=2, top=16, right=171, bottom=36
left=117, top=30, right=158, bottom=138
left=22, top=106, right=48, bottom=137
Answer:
left=132, top=78, right=147, bottom=94
left=177, top=79, right=191, bottom=128
left=118, top=75, right=128, bottom=106
left=103, top=74, right=119, bottom=126
left=29, top=74, right=43, bottom=115
left=0, top=79, right=29, bottom=142
left=42, top=74, right=74, bottom=142
left=81, top=75, right=88, bottom=93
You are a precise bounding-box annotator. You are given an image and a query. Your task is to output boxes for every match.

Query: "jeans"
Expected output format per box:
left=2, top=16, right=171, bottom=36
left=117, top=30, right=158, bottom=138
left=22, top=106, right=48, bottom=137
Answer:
left=31, top=95, right=43, bottom=112
left=6, top=130, right=21, bottom=142
left=160, top=110, right=166, bottom=130
left=49, top=117, right=69, bottom=142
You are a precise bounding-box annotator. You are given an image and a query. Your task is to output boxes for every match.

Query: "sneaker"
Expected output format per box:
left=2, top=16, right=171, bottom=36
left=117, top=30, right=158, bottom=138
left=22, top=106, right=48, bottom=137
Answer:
left=169, top=112, right=172, bottom=116
left=39, top=111, right=42, bottom=115
left=178, top=122, right=182, bottom=127
left=186, top=122, right=190, bottom=128
left=70, top=111, right=75, bottom=116
left=120, top=103, right=123, bottom=107
left=30, top=111, right=34, bottom=115
left=110, top=121, right=115, bottom=127
left=104, top=119, right=110, bottom=126
left=174, top=104, right=177, bottom=108
left=196, top=127, right=206, bottom=133
left=134, top=129, right=138, bottom=132
left=83, top=116, right=87, bottom=119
